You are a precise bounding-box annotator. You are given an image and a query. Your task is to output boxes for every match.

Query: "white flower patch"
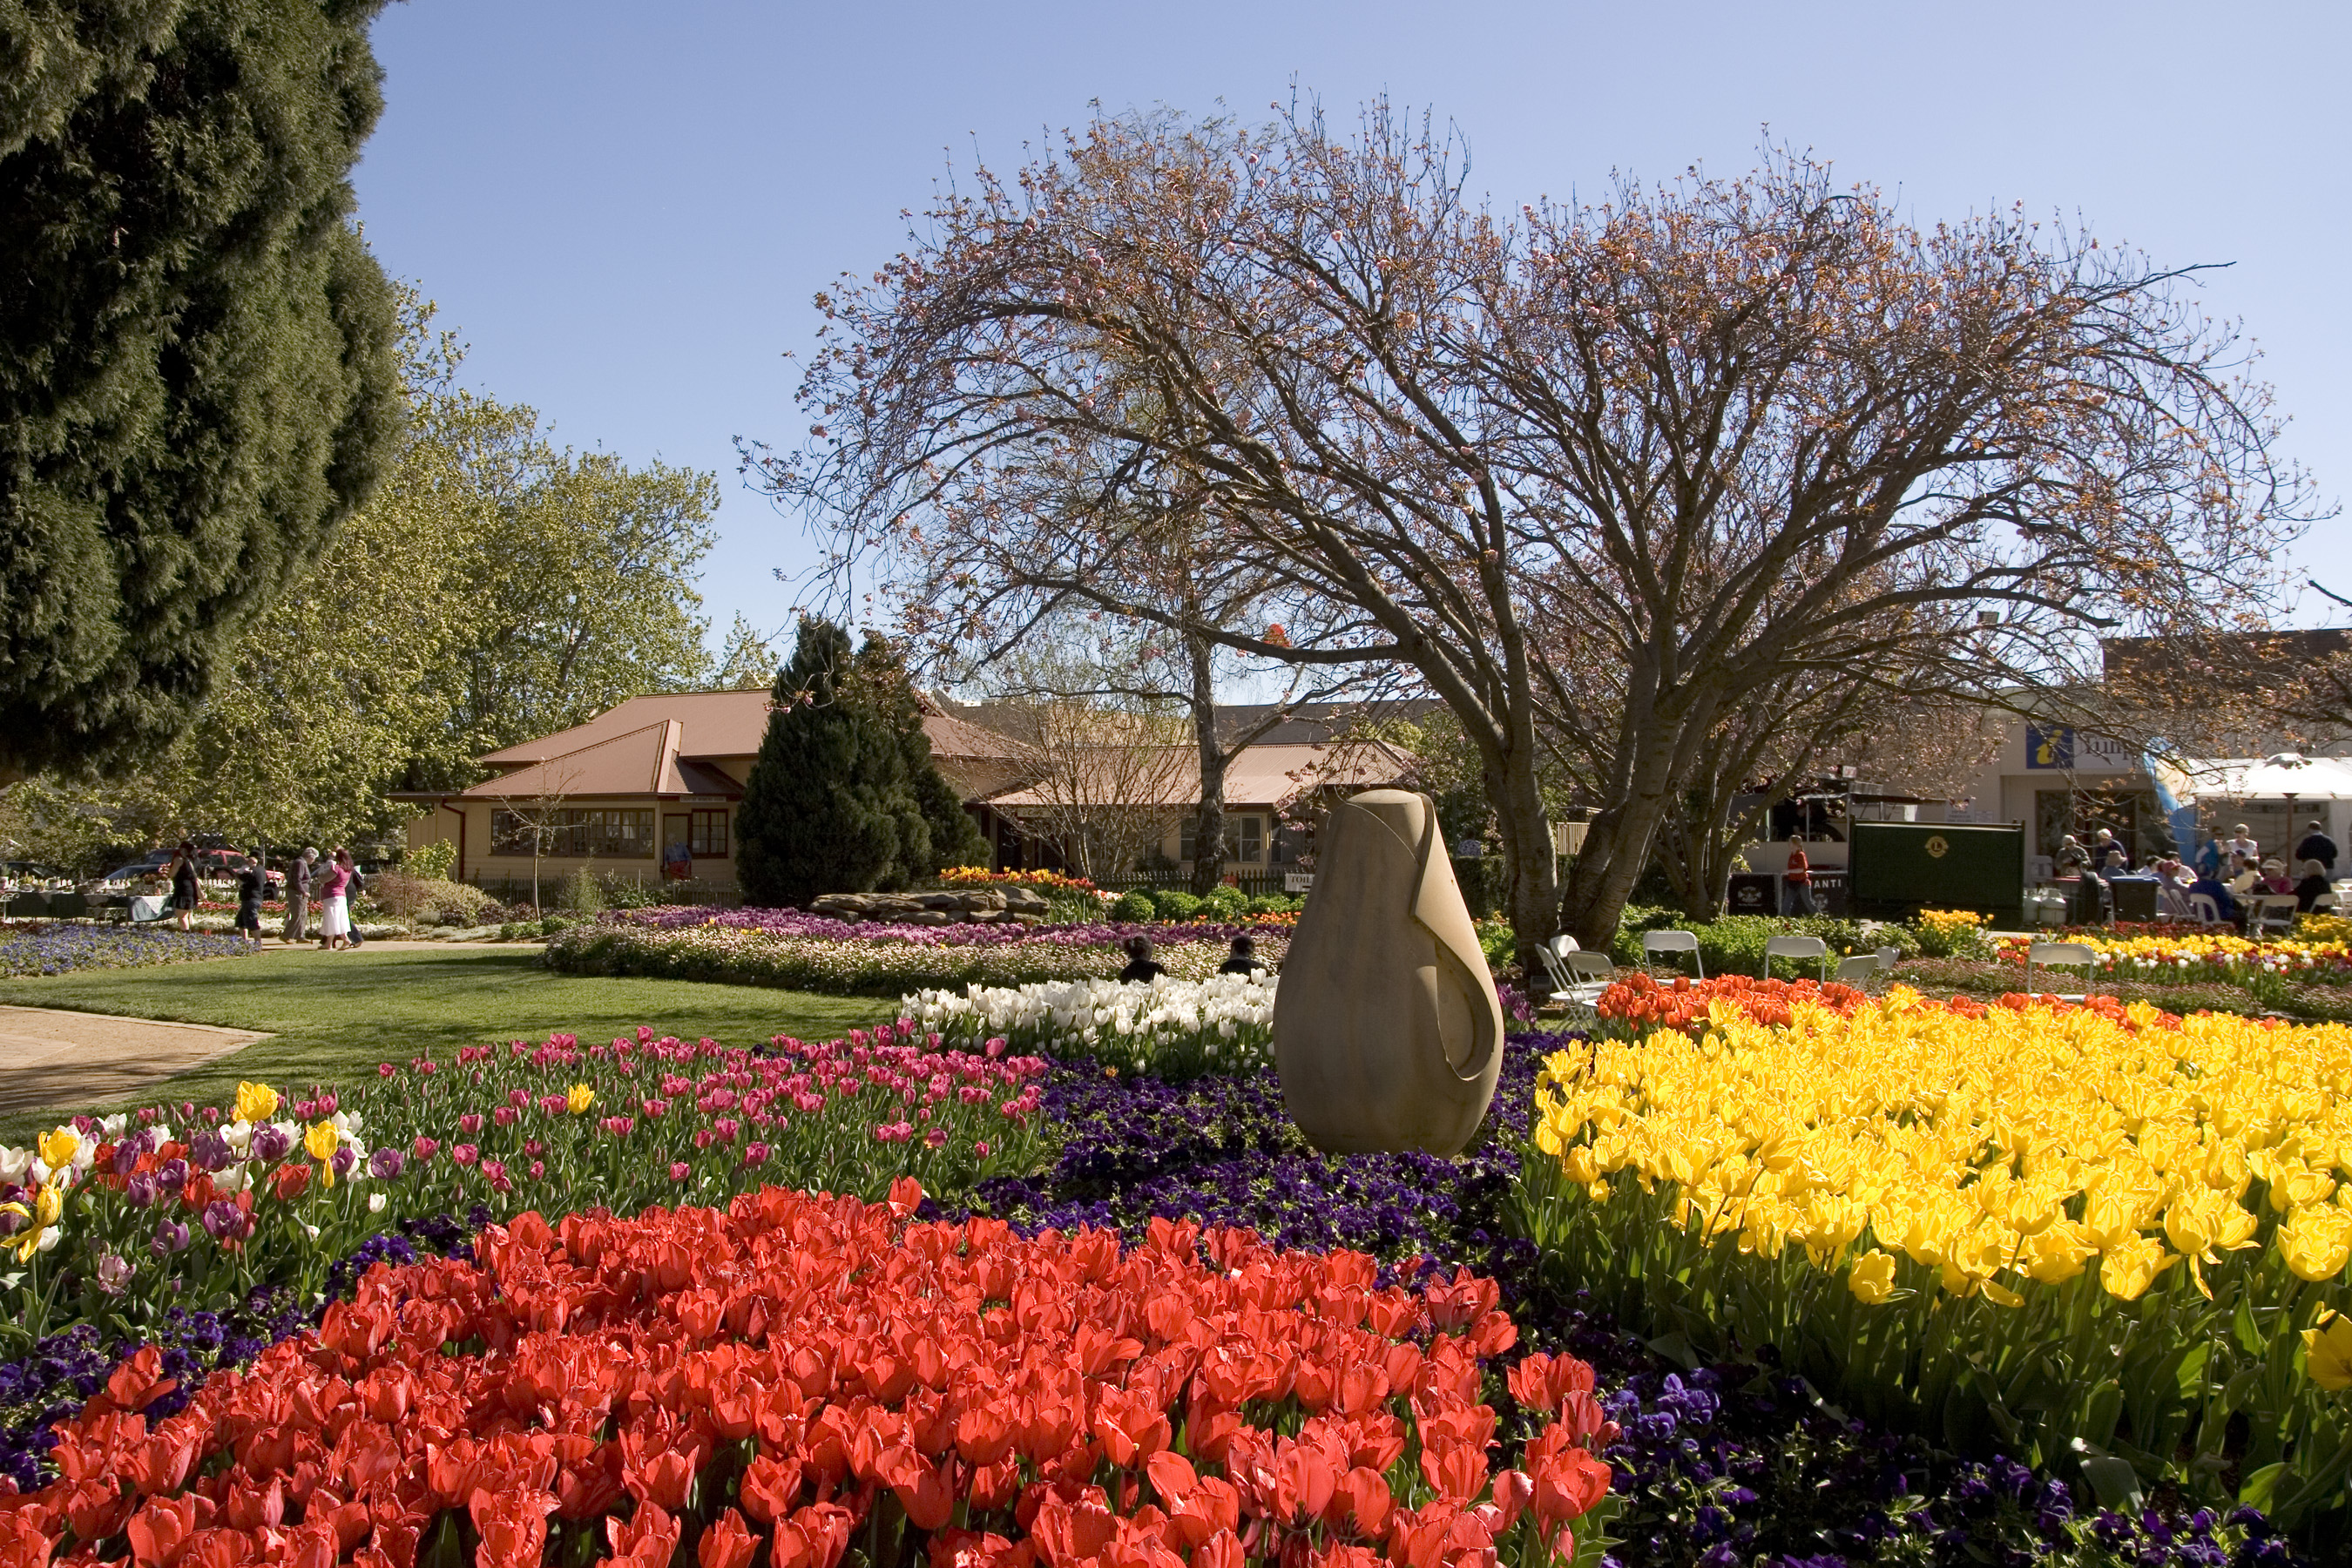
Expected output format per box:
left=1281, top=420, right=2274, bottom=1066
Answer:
left=904, top=973, right=1277, bottom=1078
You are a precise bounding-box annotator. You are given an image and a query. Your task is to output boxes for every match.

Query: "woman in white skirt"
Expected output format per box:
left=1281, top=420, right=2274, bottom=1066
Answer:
left=316, top=848, right=356, bottom=952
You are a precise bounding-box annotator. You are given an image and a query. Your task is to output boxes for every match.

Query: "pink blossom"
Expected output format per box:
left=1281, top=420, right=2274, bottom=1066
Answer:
left=669, top=1161, right=690, bottom=1182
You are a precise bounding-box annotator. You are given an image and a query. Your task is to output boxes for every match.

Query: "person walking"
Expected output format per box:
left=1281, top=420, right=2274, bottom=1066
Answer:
left=314, top=848, right=355, bottom=953
left=1782, top=842, right=1817, bottom=916
left=284, top=848, right=316, bottom=945
left=2295, top=819, right=2338, bottom=875
left=345, top=858, right=368, bottom=948
left=232, top=851, right=267, bottom=950
left=167, top=841, right=199, bottom=932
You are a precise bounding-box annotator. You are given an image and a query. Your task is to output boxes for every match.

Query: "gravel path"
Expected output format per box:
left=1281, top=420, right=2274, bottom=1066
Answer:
left=0, top=1006, right=269, bottom=1119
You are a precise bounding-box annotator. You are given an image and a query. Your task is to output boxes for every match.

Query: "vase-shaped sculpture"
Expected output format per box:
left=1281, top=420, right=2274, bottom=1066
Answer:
left=1272, top=788, right=1503, bottom=1155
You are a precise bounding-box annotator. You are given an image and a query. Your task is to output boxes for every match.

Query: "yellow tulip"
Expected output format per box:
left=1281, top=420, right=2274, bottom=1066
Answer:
left=235, top=1081, right=280, bottom=1124
left=567, top=1084, right=595, bottom=1115
left=2099, top=1234, right=2180, bottom=1301
left=304, top=1121, right=340, bottom=1163
left=2279, top=1206, right=2352, bottom=1283
left=2303, top=1312, right=2352, bottom=1393
left=36, top=1129, right=78, bottom=1172
left=1847, top=1249, right=1899, bottom=1304
left=0, top=1186, right=63, bottom=1263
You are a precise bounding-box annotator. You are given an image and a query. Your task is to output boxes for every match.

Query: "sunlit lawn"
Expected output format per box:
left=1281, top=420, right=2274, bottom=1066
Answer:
left=0, top=945, right=889, bottom=1139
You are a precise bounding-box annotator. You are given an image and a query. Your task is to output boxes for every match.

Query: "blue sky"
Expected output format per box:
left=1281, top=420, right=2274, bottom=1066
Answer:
left=354, top=1, right=2350, bottom=655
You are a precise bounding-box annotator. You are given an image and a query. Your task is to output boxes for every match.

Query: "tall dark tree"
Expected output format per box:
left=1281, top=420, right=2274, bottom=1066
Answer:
left=853, top=632, right=988, bottom=875
left=735, top=620, right=927, bottom=905
left=0, top=0, right=404, bottom=782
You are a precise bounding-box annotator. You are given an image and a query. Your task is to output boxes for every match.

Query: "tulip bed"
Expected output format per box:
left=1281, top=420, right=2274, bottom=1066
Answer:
left=904, top=976, right=1276, bottom=1079
left=0, top=1024, right=2307, bottom=1567
left=1523, top=985, right=2352, bottom=1539
left=1991, top=933, right=2352, bottom=989
left=0, top=1183, right=1621, bottom=1568
left=544, top=913, right=1292, bottom=997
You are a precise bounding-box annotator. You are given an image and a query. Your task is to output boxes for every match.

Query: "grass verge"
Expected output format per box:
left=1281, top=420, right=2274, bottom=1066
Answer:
left=0, top=945, right=891, bottom=1139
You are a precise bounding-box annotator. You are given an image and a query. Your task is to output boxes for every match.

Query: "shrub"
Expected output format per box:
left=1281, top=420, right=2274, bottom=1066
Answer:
left=1606, top=911, right=1874, bottom=977
left=558, top=866, right=605, bottom=915
left=595, top=871, right=664, bottom=909
left=1108, top=890, right=1158, bottom=923
left=1200, top=882, right=1249, bottom=918
left=1151, top=889, right=1203, bottom=922
left=403, top=840, right=456, bottom=881
left=368, top=873, right=500, bottom=928
left=1245, top=893, right=1296, bottom=916
left=1041, top=889, right=1107, bottom=924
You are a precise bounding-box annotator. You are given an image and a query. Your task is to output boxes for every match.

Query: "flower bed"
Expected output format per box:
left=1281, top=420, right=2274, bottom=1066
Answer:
left=1524, top=985, right=2352, bottom=1537
left=0, top=1025, right=1048, bottom=1356
left=0, top=1035, right=2306, bottom=1565
left=907, top=974, right=1275, bottom=1078
left=546, top=911, right=1291, bottom=995
left=3, top=1185, right=1616, bottom=1568
left=1993, top=931, right=2352, bottom=990
left=0, top=928, right=255, bottom=978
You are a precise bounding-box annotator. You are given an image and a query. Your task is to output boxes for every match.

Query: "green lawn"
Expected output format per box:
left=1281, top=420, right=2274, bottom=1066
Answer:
left=0, top=946, right=892, bottom=1139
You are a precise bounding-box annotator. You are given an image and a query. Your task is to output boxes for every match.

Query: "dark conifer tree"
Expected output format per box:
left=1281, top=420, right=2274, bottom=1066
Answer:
left=1, top=0, right=404, bottom=781
left=854, top=633, right=988, bottom=875
left=735, top=620, right=922, bottom=904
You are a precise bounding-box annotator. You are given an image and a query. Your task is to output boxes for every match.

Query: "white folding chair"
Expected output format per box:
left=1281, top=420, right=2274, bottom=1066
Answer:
left=1876, top=946, right=1902, bottom=969
left=1833, top=954, right=1882, bottom=988
left=1535, top=946, right=1615, bottom=1026
left=1641, top=929, right=1705, bottom=978
left=2312, top=891, right=2339, bottom=915
left=2187, top=893, right=2222, bottom=926
left=2024, top=940, right=2099, bottom=1002
left=2247, top=896, right=2300, bottom=939
left=1761, top=934, right=1830, bottom=982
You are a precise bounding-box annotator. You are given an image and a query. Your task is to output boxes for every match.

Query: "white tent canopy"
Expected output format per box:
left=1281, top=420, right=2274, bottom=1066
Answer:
left=2158, top=754, right=2352, bottom=803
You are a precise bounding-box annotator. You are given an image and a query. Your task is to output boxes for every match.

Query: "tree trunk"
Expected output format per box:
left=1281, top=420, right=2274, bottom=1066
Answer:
left=1559, top=737, right=1683, bottom=950
left=1186, top=633, right=1227, bottom=897
left=1484, top=747, right=1560, bottom=960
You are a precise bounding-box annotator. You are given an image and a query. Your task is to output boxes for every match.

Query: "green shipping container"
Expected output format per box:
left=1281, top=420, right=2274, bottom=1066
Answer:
left=1848, top=822, right=2024, bottom=926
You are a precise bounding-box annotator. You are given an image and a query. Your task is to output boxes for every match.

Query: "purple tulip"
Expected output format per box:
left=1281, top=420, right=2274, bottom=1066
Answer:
left=156, top=1158, right=189, bottom=1190
left=124, top=1173, right=159, bottom=1208
left=200, top=1200, right=252, bottom=1243
left=111, top=1142, right=141, bottom=1177
left=331, top=1146, right=356, bottom=1179
left=368, top=1147, right=403, bottom=1180
left=92, top=1252, right=132, bottom=1295
left=188, top=1129, right=233, bottom=1172
left=151, top=1218, right=192, bottom=1256
left=249, top=1124, right=292, bottom=1163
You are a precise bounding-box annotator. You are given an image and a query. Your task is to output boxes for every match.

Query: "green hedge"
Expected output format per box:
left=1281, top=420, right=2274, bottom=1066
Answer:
left=1605, top=907, right=1914, bottom=978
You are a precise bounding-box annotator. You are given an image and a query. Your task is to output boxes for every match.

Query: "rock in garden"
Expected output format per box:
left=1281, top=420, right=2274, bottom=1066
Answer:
left=1272, top=788, right=1503, bottom=1156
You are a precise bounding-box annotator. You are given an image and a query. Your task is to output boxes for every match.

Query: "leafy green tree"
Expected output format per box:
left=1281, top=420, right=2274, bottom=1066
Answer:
left=0, top=0, right=403, bottom=783
left=736, top=621, right=928, bottom=904
left=448, top=444, right=719, bottom=751
left=713, top=614, right=782, bottom=690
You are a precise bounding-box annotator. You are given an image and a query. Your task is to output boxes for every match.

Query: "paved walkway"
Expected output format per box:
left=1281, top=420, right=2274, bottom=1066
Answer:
left=0, top=1006, right=270, bottom=1120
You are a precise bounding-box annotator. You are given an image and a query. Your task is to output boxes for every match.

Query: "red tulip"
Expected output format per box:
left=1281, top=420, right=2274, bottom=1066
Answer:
left=699, top=1509, right=760, bottom=1568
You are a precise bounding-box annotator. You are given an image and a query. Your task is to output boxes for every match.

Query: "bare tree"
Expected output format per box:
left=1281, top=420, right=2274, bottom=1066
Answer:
left=487, top=754, right=584, bottom=915
left=760, top=100, right=2312, bottom=951
left=983, top=700, right=1194, bottom=878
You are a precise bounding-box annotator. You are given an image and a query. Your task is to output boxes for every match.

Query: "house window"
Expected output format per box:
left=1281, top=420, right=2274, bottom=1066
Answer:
left=1180, top=817, right=1263, bottom=864
left=490, top=808, right=656, bottom=857
left=691, top=809, right=729, bottom=858
left=1270, top=821, right=1311, bottom=866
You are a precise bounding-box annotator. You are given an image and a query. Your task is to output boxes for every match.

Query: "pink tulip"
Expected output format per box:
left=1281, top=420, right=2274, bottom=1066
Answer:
left=670, top=1161, right=690, bottom=1182
left=413, top=1136, right=439, bottom=1162
left=458, top=1113, right=483, bottom=1136
left=452, top=1144, right=479, bottom=1166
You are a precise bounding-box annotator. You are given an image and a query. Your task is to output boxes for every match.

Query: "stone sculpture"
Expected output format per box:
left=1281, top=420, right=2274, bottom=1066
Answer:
left=1272, top=788, right=1504, bottom=1155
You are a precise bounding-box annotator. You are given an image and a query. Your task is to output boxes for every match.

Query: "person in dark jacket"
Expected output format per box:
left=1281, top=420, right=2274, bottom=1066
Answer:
left=2295, top=820, right=2339, bottom=875
left=233, top=852, right=267, bottom=949
left=1218, top=936, right=1268, bottom=977
left=2295, top=859, right=2334, bottom=913
left=1117, top=936, right=1166, bottom=984
left=168, top=841, right=199, bottom=932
